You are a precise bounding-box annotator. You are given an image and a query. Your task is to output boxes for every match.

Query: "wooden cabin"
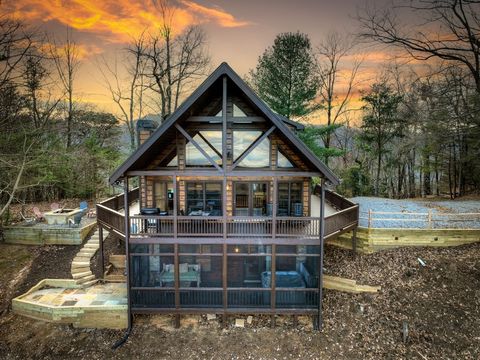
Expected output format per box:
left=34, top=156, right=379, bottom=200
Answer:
left=97, top=63, right=359, bottom=329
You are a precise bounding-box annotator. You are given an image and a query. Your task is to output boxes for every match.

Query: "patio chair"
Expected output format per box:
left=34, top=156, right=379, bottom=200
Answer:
left=68, top=212, right=84, bottom=228
left=79, top=200, right=96, bottom=218
left=79, top=201, right=88, bottom=213
left=32, top=207, right=45, bottom=221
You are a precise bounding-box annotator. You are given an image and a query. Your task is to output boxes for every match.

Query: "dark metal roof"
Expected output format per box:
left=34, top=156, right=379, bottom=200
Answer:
left=109, top=62, right=339, bottom=185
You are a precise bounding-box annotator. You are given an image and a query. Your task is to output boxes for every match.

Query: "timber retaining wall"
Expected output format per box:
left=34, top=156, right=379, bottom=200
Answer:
left=327, top=227, right=480, bottom=253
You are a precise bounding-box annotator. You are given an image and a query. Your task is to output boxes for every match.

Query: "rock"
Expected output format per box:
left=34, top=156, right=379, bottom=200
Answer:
left=235, top=319, right=245, bottom=328
left=206, top=314, right=216, bottom=321
left=246, top=315, right=253, bottom=324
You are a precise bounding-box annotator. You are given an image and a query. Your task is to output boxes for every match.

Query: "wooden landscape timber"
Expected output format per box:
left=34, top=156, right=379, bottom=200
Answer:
left=323, top=275, right=380, bottom=294
left=328, top=227, right=480, bottom=254
left=3, top=221, right=96, bottom=246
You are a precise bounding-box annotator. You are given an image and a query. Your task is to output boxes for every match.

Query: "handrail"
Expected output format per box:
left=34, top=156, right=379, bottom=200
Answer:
left=97, top=187, right=360, bottom=239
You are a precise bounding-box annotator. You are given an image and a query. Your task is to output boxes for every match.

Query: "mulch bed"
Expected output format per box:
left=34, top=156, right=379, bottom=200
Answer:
left=0, top=241, right=478, bottom=359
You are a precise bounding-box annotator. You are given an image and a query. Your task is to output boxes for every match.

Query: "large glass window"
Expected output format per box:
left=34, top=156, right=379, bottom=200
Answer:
left=234, top=182, right=268, bottom=216
left=186, top=131, right=222, bottom=167
left=233, top=130, right=270, bottom=168
left=186, top=182, right=222, bottom=216
left=154, top=181, right=174, bottom=214
left=277, top=182, right=303, bottom=216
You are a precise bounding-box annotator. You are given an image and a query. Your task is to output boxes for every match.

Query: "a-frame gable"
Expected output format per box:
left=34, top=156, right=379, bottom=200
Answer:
left=109, top=62, right=339, bottom=185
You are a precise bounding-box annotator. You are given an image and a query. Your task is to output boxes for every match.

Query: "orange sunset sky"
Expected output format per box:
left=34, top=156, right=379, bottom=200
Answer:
left=2, top=0, right=421, bottom=123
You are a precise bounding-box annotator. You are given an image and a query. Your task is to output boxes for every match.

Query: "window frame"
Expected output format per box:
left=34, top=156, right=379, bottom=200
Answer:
left=185, top=181, right=223, bottom=216
left=232, top=130, right=272, bottom=169
left=153, top=180, right=175, bottom=214
left=233, top=181, right=270, bottom=216
left=277, top=181, right=304, bottom=217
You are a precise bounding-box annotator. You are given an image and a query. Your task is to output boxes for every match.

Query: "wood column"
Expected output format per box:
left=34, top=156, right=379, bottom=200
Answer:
left=99, top=226, right=104, bottom=279
left=123, top=177, right=132, bottom=330
left=173, top=175, right=178, bottom=239
left=316, top=178, right=326, bottom=330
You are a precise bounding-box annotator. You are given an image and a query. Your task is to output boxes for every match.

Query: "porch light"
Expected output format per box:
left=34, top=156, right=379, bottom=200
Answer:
left=234, top=247, right=240, bottom=253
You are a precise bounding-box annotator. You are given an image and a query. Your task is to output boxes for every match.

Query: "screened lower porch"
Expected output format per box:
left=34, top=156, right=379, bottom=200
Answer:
left=129, top=242, right=320, bottom=313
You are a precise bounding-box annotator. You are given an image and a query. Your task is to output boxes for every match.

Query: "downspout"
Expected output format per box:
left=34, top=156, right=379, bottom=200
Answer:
left=316, top=178, right=326, bottom=330
left=112, top=176, right=132, bottom=349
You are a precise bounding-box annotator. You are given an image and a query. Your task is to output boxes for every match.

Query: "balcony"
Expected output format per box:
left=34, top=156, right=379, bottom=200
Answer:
left=96, top=188, right=359, bottom=243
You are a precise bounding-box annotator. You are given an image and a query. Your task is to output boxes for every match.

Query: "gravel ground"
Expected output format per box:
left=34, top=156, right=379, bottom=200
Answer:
left=351, top=197, right=480, bottom=228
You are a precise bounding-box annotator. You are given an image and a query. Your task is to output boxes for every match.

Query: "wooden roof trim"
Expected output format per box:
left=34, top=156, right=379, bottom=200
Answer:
left=109, top=64, right=228, bottom=184
left=109, top=62, right=339, bottom=185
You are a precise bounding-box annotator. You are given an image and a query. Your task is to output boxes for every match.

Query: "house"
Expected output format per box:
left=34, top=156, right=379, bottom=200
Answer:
left=97, top=62, right=359, bottom=331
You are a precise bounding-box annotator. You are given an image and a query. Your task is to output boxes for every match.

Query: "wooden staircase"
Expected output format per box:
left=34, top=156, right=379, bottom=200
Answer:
left=71, top=228, right=108, bottom=287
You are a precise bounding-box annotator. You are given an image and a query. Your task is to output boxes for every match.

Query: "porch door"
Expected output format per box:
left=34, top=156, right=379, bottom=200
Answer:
left=154, top=181, right=174, bottom=214
left=234, top=182, right=268, bottom=216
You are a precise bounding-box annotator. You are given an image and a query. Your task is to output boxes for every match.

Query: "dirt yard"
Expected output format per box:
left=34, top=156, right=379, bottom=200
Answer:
left=0, top=239, right=479, bottom=359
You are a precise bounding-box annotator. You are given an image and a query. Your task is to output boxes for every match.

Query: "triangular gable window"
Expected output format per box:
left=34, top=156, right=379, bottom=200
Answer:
left=233, top=103, right=247, bottom=117
left=277, top=150, right=294, bottom=168
left=167, top=156, right=178, bottom=167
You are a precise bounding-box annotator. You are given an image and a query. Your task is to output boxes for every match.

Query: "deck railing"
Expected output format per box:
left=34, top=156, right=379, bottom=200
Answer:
left=97, top=188, right=359, bottom=240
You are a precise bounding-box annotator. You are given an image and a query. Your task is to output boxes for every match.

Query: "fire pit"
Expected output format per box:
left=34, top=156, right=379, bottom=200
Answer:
left=44, top=208, right=84, bottom=225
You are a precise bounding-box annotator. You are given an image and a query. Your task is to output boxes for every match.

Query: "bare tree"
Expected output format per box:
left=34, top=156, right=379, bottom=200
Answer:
left=100, top=34, right=148, bottom=151
left=23, top=53, right=61, bottom=130
left=358, top=0, right=480, bottom=94
left=317, top=31, right=362, bottom=165
left=0, top=16, right=34, bottom=87
left=50, top=29, right=80, bottom=148
left=142, top=0, right=210, bottom=119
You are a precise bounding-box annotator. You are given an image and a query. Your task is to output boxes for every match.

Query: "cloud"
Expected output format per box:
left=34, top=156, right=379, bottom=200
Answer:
left=180, top=1, right=250, bottom=28
left=7, top=0, right=248, bottom=43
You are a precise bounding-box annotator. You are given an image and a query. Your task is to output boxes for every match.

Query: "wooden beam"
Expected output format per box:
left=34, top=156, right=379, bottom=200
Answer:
left=175, top=123, right=223, bottom=173
left=222, top=76, right=227, bottom=171
left=231, top=126, right=276, bottom=170
left=126, top=170, right=321, bottom=177
left=186, top=116, right=265, bottom=123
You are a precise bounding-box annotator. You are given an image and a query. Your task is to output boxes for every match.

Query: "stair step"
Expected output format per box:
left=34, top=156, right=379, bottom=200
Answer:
left=78, top=250, right=97, bottom=256
left=72, top=271, right=92, bottom=279
left=80, top=279, right=98, bottom=288
left=77, top=254, right=95, bottom=260
left=83, top=245, right=99, bottom=249
left=72, top=261, right=90, bottom=267
left=71, top=266, right=91, bottom=274
left=76, top=274, right=96, bottom=284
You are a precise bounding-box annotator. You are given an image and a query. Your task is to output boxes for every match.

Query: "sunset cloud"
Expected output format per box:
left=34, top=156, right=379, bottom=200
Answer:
left=7, top=0, right=249, bottom=43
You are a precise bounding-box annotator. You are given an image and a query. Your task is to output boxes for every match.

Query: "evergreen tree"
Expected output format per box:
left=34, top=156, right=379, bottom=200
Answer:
left=249, top=32, right=319, bottom=118
left=359, top=83, right=403, bottom=196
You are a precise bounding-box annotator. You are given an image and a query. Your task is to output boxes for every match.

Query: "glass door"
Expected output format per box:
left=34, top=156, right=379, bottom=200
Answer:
left=234, top=183, right=249, bottom=216
left=234, top=182, right=268, bottom=216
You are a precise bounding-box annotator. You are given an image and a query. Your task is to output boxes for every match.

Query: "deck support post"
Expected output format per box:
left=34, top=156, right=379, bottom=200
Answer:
left=315, top=178, right=326, bottom=330
left=173, top=175, right=178, bottom=238
left=352, top=228, right=357, bottom=256
left=123, top=177, right=132, bottom=331
left=99, top=226, right=104, bottom=279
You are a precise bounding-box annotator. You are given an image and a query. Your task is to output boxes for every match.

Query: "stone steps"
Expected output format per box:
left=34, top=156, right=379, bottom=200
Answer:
left=80, top=279, right=98, bottom=288
left=72, top=271, right=92, bottom=279
left=76, top=274, right=96, bottom=284
left=70, top=227, right=109, bottom=287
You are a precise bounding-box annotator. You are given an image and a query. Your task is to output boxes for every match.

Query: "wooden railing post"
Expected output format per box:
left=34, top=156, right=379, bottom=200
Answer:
left=272, top=178, right=277, bottom=239
left=428, top=210, right=432, bottom=229
left=368, top=209, right=372, bottom=229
